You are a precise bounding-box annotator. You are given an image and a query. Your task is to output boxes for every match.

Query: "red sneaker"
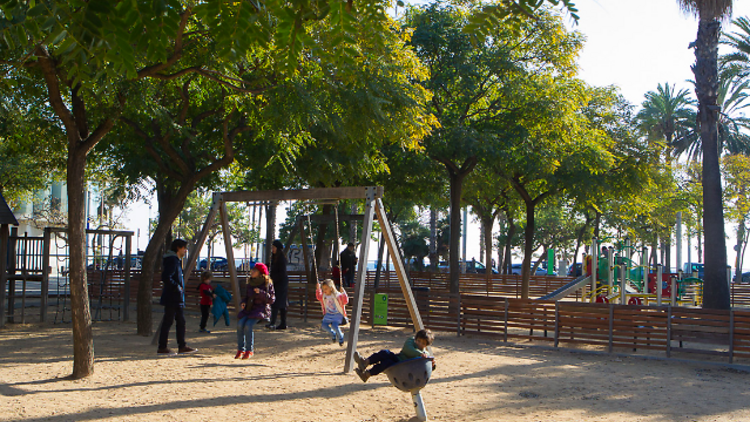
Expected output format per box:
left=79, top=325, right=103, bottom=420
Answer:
left=234, top=350, right=243, bottom=359
left=242, top=351, right=253, bottom=359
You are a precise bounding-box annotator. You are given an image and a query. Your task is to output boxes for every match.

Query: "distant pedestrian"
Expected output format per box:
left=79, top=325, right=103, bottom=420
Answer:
left=267, top=239, right=289, bottom=330
left=157, top=239, right=197, bottom=355
left=340, top=243, right=358, bottom=287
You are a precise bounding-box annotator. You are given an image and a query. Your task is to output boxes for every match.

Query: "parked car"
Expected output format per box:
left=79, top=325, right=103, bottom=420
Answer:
left=683, top=263, right=704, bottom=279
left=199, top=257, right=228, bottom=271
left=510, top=263, right=557, bottom=276
left=436, top=260, right=498, bottom=274
left=466, top=260, right=498, bottom=274
left=215, top=258, right=255, bottom=272
left=567, top=262, right=583, bottom=277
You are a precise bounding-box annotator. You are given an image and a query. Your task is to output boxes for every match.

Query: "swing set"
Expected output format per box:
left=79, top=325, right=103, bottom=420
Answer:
left=183, top=186, right=433, bottom=421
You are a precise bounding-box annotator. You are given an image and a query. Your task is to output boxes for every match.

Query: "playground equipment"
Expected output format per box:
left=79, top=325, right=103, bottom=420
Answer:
left=184, top=186, right=435, bottom=421
left=543, top=236, right=705, bottom=307
left=383, top=357, right=434, bottom=421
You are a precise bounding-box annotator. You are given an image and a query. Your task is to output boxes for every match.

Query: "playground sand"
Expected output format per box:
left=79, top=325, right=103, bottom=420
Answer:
left=1, top=315, right=750, bottom=422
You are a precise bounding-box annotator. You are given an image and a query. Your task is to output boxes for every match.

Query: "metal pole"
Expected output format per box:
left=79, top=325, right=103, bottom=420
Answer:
left=656, top=264, right=663, bottom=306
left=620, top=263, right=627, bottom=305
left=676, top=212, right=683, bottom=274
left=608, top=246, right=614, bottom=298
left=123, top=235, right=132, bottom=321
left=461, top=207, right=468, bottom=274
left=591, top=237, right=598, bottom=301
left=642, top=247, right=648, bottom=294
left=41, top=228, right=50, bottom=322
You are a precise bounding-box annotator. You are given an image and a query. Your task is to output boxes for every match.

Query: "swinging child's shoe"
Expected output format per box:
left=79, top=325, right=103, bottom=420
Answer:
left=355, top=368, right=370, bottom=382
left=242, top=351, right=253, bottom=359
left=354, top=351, right=367, bottom=372
left=234, top=350, right=243, bottom=359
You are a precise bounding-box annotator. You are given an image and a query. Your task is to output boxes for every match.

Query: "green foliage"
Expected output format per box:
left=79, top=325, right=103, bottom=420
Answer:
left=0, top=86, right=65, bottom=207
left=464, top=0, right=579, bottom=38
left=172, top=190, right=257, bottom=248
left=636, top=83, right=696, bottom=148
left=398, top=218, right=430, bottom=269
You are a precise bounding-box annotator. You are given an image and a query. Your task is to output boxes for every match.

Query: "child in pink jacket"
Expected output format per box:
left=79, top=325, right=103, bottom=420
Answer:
left=316, top=279, right=349, bottom=346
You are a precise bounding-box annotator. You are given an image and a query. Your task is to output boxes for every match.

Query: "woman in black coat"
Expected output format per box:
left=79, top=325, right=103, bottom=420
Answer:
left=267, top=239, right=289, bottom=329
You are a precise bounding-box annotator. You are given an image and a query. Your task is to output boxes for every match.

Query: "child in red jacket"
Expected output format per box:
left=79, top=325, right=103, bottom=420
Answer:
left=198, top=271, right=215, bottom=333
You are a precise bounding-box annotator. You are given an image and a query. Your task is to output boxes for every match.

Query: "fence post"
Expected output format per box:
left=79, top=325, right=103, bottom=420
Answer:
left=666, top=305, right=672, bottom=358
left=608, top=303, right=614, bottom=353
left=304, top=284, right=309, bottom=323
left=41, top=228, right=51, bottom=323
left=730, top=309, right=735, bottom=364
left=123, top=235, right=131, bottom=322
left=554, top=301, right=560, bottom=348
left=504, top=299, right=509, bottom=343
left=369, top=290, right=375, bottom=326
left=456, top=293, right=461, bottom=337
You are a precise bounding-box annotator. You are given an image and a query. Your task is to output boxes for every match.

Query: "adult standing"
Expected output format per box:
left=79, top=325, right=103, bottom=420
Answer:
left=157, top=239, right=197, bottom=354
left=267, top=239, right=289, bottom=330
left=340, top=242, right=358, bottom=288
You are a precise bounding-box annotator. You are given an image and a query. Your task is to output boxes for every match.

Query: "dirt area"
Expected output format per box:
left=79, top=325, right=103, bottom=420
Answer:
left=1, top=313, right=750, bottom=422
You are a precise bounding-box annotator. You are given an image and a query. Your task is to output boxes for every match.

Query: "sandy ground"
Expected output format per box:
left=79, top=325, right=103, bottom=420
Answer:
left=1, top=313, right=750, bottom=422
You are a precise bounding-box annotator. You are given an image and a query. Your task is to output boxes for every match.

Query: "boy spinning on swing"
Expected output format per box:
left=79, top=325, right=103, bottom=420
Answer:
left=353, top=329, right=435, bottom=382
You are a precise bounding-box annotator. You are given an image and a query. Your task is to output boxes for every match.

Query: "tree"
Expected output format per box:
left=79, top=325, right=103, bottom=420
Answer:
left=722, top=155, right=750, bottom=283
left=670, top=73, right=750, bottom=159
left=676, top=0, right=732, bottom=309
left=403, top=3, right=581, bottom=293
left=636, top=83, right=696, bottom=153
left=0, top=0, right=395, bottom=377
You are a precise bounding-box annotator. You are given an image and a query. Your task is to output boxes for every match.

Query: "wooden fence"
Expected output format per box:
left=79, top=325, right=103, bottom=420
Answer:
left=20, top=269, right=750, bottom=364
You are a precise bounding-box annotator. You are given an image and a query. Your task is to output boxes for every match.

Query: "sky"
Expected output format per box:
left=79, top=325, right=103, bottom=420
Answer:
left=120, top=0, right=750, bottom=272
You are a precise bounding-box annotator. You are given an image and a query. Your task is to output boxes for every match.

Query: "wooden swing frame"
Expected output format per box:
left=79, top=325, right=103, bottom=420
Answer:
left=184, top=186, right=424, bottom=372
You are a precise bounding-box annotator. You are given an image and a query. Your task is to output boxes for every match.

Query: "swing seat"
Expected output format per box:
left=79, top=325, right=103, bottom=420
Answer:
left=383, top=357, right=433, bottom=394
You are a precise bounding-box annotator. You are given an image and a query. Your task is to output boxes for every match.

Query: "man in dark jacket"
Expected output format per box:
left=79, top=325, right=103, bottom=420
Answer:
left=340, top=243, right=358, bottom=288
left=267, top=239, right=290, bottom=330
left=157, top=239, right=197, bottom=354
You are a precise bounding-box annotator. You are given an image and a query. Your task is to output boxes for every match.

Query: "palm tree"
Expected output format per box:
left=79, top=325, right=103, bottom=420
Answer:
left=721, top=16, right=750, bottom=77
left=677, top=0, right=732, bottom=309
left=636, top=83, right=696, bottom=149
left=671, top=74, right=750, bottom=159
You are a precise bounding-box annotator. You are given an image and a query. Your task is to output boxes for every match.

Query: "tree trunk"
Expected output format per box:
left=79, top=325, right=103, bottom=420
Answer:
left=479, top=219, right=485, bottom=263
left=521, top=199, right=536, bottom=299
left=67, top=149, right=94, bottom=379
left=735, top=218, right=745, bottom=283
left=504, top=217, right=516, bottom=275
left=482, top=214, right=494, bottom=285
left=448, top=171, right=464, bottom=294
left=136, top=180, right=194, bottom=335
left=694, top=17, right=730, bottom=309
left=593, top=211, right=602, bottom=239
left=429, top=208, right=438, bottom=271
left=314, top=204, right=333, bottom=270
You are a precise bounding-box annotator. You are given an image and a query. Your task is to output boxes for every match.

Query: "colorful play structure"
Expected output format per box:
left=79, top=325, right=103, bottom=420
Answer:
left=540, top=237, right=708, bottom=306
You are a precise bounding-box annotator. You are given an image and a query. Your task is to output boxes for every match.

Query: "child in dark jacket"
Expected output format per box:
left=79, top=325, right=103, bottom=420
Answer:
left=198, top=271, right=214, bottom=333
left=236, top=263, right=275, bottom=359
left=353, top=329, right=435, bottom=382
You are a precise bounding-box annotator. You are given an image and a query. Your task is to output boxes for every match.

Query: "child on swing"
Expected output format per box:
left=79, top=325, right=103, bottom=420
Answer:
left=316, top=278, right=348, bottom=346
